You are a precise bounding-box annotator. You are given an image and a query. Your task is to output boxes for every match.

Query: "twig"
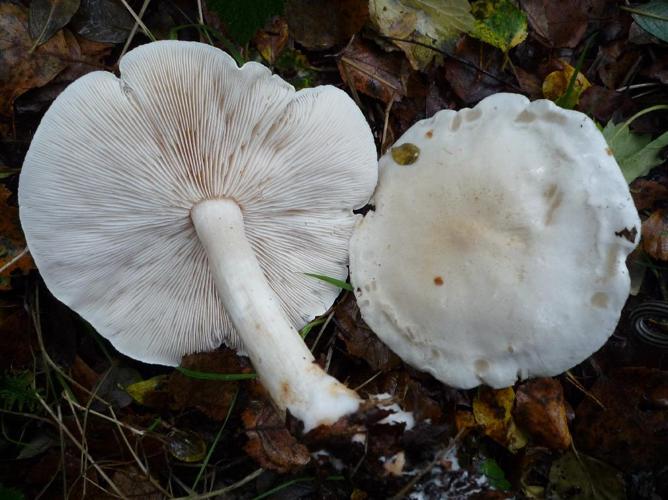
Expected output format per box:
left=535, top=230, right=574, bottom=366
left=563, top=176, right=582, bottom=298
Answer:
left=118, top=0, right=156, bottom=42
left=118, top=0, right=153, bottom=62
left=0, top=247, right=28, bottom=274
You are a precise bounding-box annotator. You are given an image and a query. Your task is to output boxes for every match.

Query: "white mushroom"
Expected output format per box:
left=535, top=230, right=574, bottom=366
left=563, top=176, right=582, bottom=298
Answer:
left=19, top=41, right=378, bottom=431
left=349, top=93, right=640, bottom=389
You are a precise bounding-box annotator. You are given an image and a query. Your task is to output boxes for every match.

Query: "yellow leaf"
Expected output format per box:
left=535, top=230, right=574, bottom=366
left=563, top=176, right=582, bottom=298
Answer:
left=125, top=375, right=168, bottom=405
left=542, top=61, right=591, bottom=103
left=473, top=386, right=527, bottom=453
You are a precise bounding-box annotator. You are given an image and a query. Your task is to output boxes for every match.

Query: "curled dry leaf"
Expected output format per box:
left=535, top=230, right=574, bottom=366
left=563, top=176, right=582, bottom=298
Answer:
left=513, top=378, right=572, bottom=450
left=242, top=396, right=311, bottom=473
left=338, top=37, right=412, bottom=104
left=0, top=3, right=73, bottom=136
left=642, top=209, right=668, bottom=261
left=574, top=367, right=668, bottom=472
left=169, top=350, right=248, bottom=421
left=285, top=0, right=368, bottom=50
left=0, top=186, right=33, bottom=289
left=472, top=387, right=527, bottom=453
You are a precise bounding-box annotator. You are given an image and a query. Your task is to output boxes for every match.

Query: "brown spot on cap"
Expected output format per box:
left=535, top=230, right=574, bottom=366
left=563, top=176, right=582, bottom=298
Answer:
left=606, top=147, right=613, bottom=156
left=434, top=276, right=444, bottom=286
left=425, top=130, right=433, bottom=138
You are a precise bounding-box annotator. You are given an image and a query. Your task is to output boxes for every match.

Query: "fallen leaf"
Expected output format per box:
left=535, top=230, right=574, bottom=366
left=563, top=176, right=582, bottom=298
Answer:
left=577, top=86, right=633, bottom=123
left=630, top=0, right=668, bottom=44
left=520, top=0, right=589, bottom=48
left=574, top=367, right=668, bottom=472
left=111, top=466, right=162, bottom=500
left=596, top=41, right=642, bottom=90
left=338, top=37, right=411, bottom=104
left=0, top=186, right=33, bottom=289
left=29, top=0, right=81, bottom=47
left=70, top=0, right=133, bottom=43
left=470, top=0, right=528, bottom=54
left=630, top=177, right=668, bottom=211
left=93, top=363, right=141, bottom=410
left=285, top=0, right=368, bottom=50
left=472, top=387, right=527, bottom=453
left=642, top=209, right=668, bottom=261
left=166, top=429, right=207, bottom=463
left=542, top=60, right=591, bottom=106
left=254, top=16, right=289, bottom=65
left=126, top=375, right=169, bottom=406
left=335, top=293, right=402, bottom=371
left=242, top=396, right=310, bottom=472
left=169, top=350, right=247, bottom=420
left=0, top=3, right=75, bottom=136
left=513, top=378, right=571, bottom=450
left=547, top=451, right=625, bottom=500
left=444, top=36, right=509, bottom=104
left=369, top=0, right=474, bottom=70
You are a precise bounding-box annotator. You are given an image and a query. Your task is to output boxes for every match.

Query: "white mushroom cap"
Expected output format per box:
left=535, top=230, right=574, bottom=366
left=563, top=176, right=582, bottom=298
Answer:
left=349, top=93, right=640, bottom=389
left=19, top=41, right=377, bottom=365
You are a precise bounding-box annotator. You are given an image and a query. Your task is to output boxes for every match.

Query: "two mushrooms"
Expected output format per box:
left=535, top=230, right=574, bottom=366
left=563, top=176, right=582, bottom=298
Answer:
left=19, top=41, right=639, bottom=431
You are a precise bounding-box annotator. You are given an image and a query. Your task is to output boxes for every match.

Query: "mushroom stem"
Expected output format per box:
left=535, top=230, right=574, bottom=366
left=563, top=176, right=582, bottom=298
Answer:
left=191, top=199, right=361, bottom=432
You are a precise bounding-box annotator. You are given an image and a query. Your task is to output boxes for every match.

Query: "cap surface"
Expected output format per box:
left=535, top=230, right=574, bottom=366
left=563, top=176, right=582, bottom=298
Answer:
left=20, top=41, right=377, bottom=365
left=349, top=93, right=640, bottom=389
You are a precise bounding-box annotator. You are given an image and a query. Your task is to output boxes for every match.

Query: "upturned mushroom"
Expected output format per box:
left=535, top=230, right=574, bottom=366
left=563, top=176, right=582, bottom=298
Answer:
left=350, top=93, right=640, bottom=389
left=19, top=41, right=377, bottom=431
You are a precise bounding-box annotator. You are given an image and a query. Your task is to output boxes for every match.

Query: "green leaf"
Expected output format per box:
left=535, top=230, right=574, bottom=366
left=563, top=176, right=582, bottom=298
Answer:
left=403, top=0, right=475, bottom=38
left=625, top=1, right=668, bottom=43
left=175, top=366, right=256, bottom=381
left=547, top=451, right=625, bottom=500
left=299, top=317, right=325, bottom=339
left=603, top=105, right=668, bottom=183
left=304, top=273, right=353, bottom=291
left=479, top=458, right=512, bottom=491
left=470, top=0, right=527, bottom=53
left=207, top=0, right=284, bottom=45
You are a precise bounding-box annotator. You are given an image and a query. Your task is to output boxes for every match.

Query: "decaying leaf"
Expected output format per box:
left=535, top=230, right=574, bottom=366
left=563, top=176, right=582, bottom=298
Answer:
left=242, top=395, right=310, bottom=472
left=472, top=387, right=527, bottom=453
left=29, top=0, right=81, bottom=47
left=369, top=0, right=474, bottom=70
left=338, top=37, right=412, bottom=103
left=574, top=367, right=668, bottom=472
left=254, top=16, right=289, bottom=65
left=0, top=186, right=33, bottom=289
left=0, top=3, right=75, bottom=136
left=520, top=0, right=589, bottom=48
left=642, top=209, right=668, bottom=261
left=631, top=0, right=668, bottom=44
left=470, top=0, right=528, bottom=54
left=542, top=61, right=591, bottom=107
left=630, top=177, right=668, bottom=211
left=70, top=0, right=133, bottom=44
left=547, top=451, right=625, bottom=500
left=513, top=378, right=571, bottom=450
left=169, top=350, right=247, bottom=420
left=285, top=0, right=368, bottom=50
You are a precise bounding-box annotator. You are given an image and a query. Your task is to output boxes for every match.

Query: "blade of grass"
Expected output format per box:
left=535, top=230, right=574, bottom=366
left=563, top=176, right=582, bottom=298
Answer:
left=175, top=367, right=256, bottom=381
left=299, top=317, right=326, bottom=339
left=304, top=273, right=353, bottom=291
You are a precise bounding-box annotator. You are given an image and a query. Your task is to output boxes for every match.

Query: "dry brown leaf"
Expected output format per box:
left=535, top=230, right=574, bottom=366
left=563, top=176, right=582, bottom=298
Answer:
left=286, top=0, right=368, bottom=50
left=642, top=209, right=668, bottom=261
left=630, top=177, right=668, bottom=212
left=513, top=378, right=572, bottom=450
left=0, top=3, right=75, bottom=136
left=169, top=350, right=247, bottom=420
left=338, top=37, right=412, bottom=104
left=242, top=396, right=310, bottom=472
left=111, top=466, right=161, bottom=500
left=0, top=186, right=34, bottom=289
left=520, top=0, right=589, bottom=48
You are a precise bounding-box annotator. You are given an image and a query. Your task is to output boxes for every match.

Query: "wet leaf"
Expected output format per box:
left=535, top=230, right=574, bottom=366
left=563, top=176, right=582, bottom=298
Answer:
left=70, top=0, right=134, bottom=44
left=254, top=16, right=289, bottom=65
left=542, top=61, right=591, bottom=107
left=574, top=367, right=668, bottom=472
left=480, top=458, right=511, bottom=491
left=285, top=0, right=368, bottom=50
left=472, top=387, right=527, bottom=453
left=547, top=451, right=625, bottom=500
left=470, top=0, right=528, bottom=54
left=29, top=0, right=80, bottom=46
left=513, top=378, right=571, bottom=450
left=169, top=351, right=247, bottom=420
left=642, top=209, right=668, bottom=261
left=629, top=1, right=668, bottom=44
left=370, top=0, right=474, bottom=70
left=208, top=0, right=284, bottom=45
left=0, top=3, right=75, bottom=137
left=242, top=396, right=310, bottom=472
left=0, top=186, right=33, bottom=289
left=338, top=37, right=411, bottom=104
left=520, top=0, right=588, bottom=48
left=125, top=375, right=169, bottom=405
left=167, top=429, right=207, bottom=463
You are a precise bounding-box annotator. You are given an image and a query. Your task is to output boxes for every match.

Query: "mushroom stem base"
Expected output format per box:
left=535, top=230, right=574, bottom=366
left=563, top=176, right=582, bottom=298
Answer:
left=191, top=198, right=360, bottom=432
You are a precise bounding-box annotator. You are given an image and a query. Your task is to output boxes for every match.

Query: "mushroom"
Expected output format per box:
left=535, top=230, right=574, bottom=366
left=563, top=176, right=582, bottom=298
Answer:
left=19, top=41, right=377, bottom=431
left=349, top=93, right=640, bottom=389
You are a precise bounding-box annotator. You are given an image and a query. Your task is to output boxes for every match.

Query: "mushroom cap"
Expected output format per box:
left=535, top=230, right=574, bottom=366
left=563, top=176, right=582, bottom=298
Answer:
left=349, top=93, right=640, bottom=389
left=19, top=41, right=377, bottom=365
